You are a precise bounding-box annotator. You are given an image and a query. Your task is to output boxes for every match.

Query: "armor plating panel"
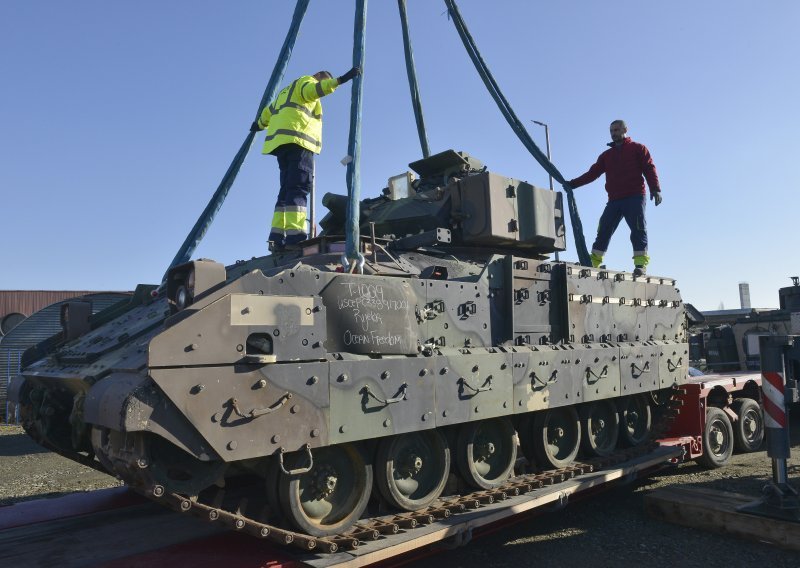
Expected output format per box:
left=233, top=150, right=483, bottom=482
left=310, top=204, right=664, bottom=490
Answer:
left=434, top=349, right=513, bottom=426
left=512, top=345, right=583, bottom=413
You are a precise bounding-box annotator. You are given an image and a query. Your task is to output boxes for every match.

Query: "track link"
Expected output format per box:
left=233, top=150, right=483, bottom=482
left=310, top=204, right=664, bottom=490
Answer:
left=139, top=441, right=660, bottom=554
left=22, top=386, right=683, bottom=555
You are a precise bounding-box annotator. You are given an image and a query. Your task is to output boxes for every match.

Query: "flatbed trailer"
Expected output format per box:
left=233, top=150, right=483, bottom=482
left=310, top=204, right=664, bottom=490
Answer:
left=0, top=445, right=684, bottom=568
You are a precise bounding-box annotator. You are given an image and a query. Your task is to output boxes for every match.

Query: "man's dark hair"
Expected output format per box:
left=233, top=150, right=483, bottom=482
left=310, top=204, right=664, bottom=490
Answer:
left=610, top=119, right=627, bottom=129
left=314, top=71, right=333, bottom=80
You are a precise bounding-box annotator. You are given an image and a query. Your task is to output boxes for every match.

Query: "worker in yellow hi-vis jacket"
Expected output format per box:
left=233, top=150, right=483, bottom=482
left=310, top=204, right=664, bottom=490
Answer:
left=250, top=67, right=360, bottom=250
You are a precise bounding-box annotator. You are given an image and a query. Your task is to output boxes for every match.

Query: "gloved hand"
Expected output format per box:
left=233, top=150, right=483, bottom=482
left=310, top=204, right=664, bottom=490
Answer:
left=650, top=191, right=662, bottom=206
left=250, top=121, right=261, bottom=133
left=337, top=66, right=361, bottom=84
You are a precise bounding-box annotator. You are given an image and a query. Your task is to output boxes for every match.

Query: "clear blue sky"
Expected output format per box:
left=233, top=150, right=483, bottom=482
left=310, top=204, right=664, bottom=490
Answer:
left=1, top=1, right=797, bottom=310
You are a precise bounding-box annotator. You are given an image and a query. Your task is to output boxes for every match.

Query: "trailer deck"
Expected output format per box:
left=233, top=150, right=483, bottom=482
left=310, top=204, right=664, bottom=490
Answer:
left=0, top=445, right=683, bottom=568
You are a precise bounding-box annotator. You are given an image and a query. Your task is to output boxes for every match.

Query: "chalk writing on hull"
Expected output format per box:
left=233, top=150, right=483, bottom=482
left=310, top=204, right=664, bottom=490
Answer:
left=321, top=277, right=417, bottom=354
left=343, top=329, right=404, bottom=347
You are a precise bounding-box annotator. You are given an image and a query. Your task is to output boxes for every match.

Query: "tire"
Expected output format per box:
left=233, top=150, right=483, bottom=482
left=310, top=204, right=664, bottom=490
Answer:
left=731, top=398, right=764, bottom=453
left=696, top=407, right=734, bottom=469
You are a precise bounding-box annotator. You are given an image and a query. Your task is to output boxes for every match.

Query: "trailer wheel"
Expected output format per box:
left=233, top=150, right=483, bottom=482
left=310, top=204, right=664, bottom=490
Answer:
left=696, top=407, right=734, bottom=469
left=731, top=398, right=764, bottom=453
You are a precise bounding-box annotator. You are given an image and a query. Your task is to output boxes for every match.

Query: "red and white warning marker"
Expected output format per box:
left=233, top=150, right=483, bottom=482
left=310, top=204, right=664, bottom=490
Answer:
left=762, top=370, right=787, bottom=429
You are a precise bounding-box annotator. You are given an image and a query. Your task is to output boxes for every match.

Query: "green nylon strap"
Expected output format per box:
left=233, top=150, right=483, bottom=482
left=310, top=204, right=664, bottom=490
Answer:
left=443, top=0, right=591, bottom=267
left=398, top=0, right=430, bottom=158
left=345, top=0, right=368, bottom=266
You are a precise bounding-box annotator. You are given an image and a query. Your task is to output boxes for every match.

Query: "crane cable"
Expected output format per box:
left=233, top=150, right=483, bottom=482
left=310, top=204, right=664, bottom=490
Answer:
left=344, top=0, right=368, bottom=269
left=163, top=0, right=311, bottom=280
left=166, top=0, right=589, bottom=276
left=398, top=0, right=431, bottom=159
left=443, top=0, right=591, bottom=267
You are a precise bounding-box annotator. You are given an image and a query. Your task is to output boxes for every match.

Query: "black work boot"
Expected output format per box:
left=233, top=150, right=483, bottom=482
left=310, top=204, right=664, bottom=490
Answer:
left=633, top=265, right=646, bottom=277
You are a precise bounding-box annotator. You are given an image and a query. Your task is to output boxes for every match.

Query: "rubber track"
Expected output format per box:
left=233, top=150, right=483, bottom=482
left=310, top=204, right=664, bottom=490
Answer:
left=24, top=387, right=683, bottom=554
left=135, top=441, right=663, bottom=554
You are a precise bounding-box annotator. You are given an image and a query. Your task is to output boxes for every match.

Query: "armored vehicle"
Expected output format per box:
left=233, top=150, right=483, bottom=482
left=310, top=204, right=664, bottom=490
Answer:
left=10, top=150, right=687, bottom=540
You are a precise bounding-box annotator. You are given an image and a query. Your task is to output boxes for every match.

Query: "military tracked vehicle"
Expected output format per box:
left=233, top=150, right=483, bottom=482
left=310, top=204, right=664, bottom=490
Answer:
left=10, top=150, right=687, bottom=540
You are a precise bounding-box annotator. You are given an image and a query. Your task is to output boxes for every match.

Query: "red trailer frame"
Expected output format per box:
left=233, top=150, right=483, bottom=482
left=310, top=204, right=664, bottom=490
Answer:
left=660, top=371, right=762, bottom=460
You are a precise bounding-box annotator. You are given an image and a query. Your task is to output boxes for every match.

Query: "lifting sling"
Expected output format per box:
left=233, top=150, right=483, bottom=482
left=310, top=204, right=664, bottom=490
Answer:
left=167, top=0, right=591, bottom=276
left=443, top=0, right=590, bottom=266
left=164, top=0, right=311, bottom=279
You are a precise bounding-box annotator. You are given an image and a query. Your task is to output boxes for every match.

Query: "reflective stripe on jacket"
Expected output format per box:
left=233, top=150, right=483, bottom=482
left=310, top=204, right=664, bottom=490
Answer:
left=258, top=75, right=339, bottom=155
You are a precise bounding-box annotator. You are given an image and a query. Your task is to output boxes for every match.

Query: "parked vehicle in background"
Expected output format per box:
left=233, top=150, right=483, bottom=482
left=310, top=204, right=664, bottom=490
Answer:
left=688, top=278, right=800, bottom=372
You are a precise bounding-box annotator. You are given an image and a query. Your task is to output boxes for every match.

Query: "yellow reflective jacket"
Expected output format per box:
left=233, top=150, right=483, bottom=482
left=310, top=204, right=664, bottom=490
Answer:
left=258, top=75, right=339, bottom=155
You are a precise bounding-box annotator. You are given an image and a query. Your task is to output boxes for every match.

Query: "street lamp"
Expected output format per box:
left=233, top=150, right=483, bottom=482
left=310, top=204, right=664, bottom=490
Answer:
left=531, top=120, right=558, bottom=260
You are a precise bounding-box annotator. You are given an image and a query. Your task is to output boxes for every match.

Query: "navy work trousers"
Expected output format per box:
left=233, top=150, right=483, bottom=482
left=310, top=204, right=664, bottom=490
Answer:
left=269, top=143, right=314, bottom=247
left=592, top=195, right=647, bottom=255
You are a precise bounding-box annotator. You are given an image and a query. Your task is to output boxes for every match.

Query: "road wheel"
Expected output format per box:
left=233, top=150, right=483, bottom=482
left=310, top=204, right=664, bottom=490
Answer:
left=619, top=394, right=652, bottom=447
left=731, top=398, right=764, bottom=453
left=532, top=407, right=581, bottom=470
left=580, top=400, right=619, bottom=457
left=376, top=430, right=450, bottom=511
left=278, top=443, right=372, bottom=536
left=456, top=417, right=517, bottom=489
left=696, top=407, right=734, bottom=469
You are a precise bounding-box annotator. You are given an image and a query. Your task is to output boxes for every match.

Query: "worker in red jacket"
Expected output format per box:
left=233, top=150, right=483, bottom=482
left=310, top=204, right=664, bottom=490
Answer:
left=566, top=120, right=662, bottom=276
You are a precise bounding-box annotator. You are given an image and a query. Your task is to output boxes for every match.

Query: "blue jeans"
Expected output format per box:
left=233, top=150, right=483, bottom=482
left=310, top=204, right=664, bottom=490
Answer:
left=592, top=195, right=647, bottom=257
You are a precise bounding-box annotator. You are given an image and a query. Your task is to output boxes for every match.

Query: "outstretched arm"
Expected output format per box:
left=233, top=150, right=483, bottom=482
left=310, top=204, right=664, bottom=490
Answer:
left=300, top=77, right=338, bottom=103
left=337, top=67, right=361, bottom=84
left=568, top=155, right=605, bottom=188
left=300, top=67, right=361, bottom=102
